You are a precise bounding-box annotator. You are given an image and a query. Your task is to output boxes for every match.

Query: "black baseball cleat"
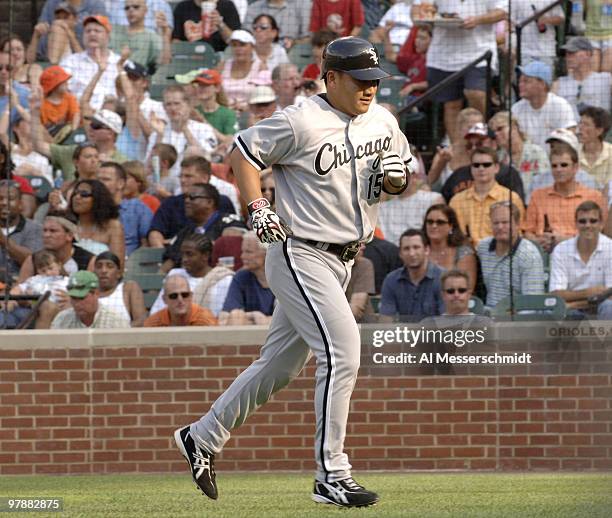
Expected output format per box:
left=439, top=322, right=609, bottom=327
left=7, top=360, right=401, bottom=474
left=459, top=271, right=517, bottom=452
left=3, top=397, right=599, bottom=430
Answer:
left=312, top=477, right=379, bottom=508
left=174, top=425, right=218, bottom=500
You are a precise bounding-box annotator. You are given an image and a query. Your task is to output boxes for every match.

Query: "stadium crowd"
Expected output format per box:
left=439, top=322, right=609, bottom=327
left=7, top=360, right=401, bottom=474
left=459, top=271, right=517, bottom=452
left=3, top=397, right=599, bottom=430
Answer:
left=1, top=0, right=612, bottom=328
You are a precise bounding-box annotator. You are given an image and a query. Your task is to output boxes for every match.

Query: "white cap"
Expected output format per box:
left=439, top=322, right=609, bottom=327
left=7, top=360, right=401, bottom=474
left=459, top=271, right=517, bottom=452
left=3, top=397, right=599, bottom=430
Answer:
left=249, top=85, right=276, bottom=105
left=546, top=128, right=579, bottom=154
left=230, top=30, right=256, bottom=45
left=91, top=109, right=122, bottom=134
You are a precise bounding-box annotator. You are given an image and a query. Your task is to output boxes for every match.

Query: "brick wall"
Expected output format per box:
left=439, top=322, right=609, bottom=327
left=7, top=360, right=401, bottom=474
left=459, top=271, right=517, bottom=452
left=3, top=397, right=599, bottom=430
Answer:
left=0, top=326, right=611, bottom=475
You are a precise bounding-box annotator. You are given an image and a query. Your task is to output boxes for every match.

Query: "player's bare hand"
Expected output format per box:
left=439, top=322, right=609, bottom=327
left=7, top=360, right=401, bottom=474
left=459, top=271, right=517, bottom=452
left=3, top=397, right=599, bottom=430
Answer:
left=248, top=198, right=292, bottom=244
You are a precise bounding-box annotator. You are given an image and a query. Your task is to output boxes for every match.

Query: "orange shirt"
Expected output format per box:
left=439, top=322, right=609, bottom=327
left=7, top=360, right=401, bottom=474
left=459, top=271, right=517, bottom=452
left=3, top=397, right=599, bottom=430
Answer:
left=144, top=303, right=218, bottom=327
left=522, top=183, right=608, bottom=236
left=139, top=193, right=161, bottom=214
left=40, top=92, right=79, bottom=127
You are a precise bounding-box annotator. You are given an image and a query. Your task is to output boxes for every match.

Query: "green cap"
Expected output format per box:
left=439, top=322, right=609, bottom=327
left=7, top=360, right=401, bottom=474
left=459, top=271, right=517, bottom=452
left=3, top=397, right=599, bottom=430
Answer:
left=175, top=68, right=207, bottom=84
left=67, top=271, right=99, bottom=298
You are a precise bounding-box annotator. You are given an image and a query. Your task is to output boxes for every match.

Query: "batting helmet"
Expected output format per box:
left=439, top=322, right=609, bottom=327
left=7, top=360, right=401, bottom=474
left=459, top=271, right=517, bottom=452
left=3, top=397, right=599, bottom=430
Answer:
left=321, top=37, right=390, bottom=81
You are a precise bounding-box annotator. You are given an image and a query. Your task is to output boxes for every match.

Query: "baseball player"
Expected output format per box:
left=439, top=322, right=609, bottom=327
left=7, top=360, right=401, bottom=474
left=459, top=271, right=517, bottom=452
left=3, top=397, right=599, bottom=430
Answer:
left=174, top=37, right=413, bottom=508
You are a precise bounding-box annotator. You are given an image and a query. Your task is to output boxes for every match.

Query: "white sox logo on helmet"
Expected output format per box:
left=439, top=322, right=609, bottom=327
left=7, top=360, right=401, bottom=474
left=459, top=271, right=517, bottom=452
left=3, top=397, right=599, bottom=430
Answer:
left=367, top=48, right=379, bottom=66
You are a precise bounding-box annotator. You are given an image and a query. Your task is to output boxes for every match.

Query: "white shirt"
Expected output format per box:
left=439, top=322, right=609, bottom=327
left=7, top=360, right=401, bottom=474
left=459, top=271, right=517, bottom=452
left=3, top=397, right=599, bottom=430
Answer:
left=414, top=0, right=506, bottom=71
left=209, top=175, right=241, bottom=215
left=511, top=0, right=564, bottom=61
left=60, top=50, right=120, bottom=110
left=511, top=92, right=577, bottom=148
left=549, top=234, right=612, bottom=291
left=556, top=72, right=612, bottom=118
left=12, top=149, right=53, bottom=183
left=140, top=93, right=168, bottom=123
left=379, top=2, right=413, bottom=47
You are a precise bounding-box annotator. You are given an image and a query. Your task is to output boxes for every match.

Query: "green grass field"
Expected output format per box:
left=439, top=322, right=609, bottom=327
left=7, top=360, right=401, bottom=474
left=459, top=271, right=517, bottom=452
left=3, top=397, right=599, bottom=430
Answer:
left=1, top=472, right=611, bottom=517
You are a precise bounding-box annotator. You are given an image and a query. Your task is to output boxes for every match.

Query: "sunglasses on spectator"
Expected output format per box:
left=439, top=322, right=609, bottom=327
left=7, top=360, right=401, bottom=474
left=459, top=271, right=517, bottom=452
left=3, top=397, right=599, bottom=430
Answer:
left=185, top=193, right=211, bottom=201
left=253, top=24, right=272, bottom=31
left=551, top=162, right=571, bottom=168
left=444, top=288, right=468, bottom=294
left=90, top=121, right=111, bottom=131
left=577, top=218, right=600, bottom=225
left=74, top=190, right=94, bottom=198
left=425, top=218, right=449, bottom=226
left=124, top=4, right=142, bottom=10
left=0, top=64, right=13, bottom=71
left=471, top=162, right=493, bottom=169
left=167, top=292, right=191, bottom=300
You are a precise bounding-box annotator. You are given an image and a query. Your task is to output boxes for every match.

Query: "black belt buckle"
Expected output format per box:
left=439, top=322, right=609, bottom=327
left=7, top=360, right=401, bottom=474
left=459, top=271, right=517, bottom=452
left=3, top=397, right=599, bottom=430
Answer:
left=340, top=241, right=360, bottom=262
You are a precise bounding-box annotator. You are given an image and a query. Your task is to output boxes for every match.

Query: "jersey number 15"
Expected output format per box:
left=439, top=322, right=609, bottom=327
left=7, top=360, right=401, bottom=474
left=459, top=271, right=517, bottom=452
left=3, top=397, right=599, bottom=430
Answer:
left=367, top=172, right=383, bottom=201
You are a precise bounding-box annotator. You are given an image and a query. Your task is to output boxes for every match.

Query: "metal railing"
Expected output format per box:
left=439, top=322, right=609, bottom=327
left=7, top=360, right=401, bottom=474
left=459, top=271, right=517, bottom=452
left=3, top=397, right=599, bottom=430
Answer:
left=515, top=0, right=567, bottom=65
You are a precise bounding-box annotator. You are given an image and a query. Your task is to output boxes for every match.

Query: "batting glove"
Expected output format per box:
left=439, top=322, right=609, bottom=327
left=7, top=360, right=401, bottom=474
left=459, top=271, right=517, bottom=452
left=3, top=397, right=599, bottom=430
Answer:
left=381, top=153, right=408, bottom=188
left=248, top=198, right=293, bottom=244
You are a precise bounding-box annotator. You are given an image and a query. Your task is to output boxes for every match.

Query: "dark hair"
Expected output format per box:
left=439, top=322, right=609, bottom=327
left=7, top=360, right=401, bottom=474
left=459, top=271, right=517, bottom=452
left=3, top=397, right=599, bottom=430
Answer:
left=191, top=182, right=219, bottom=209
left=0, top=178, right=21, bottom=197
left=575, top=200, right=603, bottom=220
left=579, top=106, right=612, bottom=141
left=95, top=250, right=121, bottom=269
left=422, top=204, right=467, bottom=247
left=0, top=139, right=15, bottom=179
left=72, top=141, right=98, bottom=161
left=0, top=34, right=24, bottom=55
left=32, top=249, right=66, bottom=276
left=69, top=179, right=119, bottom=225
left=253, top=14, right=280, bottom=43
left=311, top=29, right=337, bottom=48
left=181, top=155, right=211, bottom=176
left=440, top=269, right=470, bottom=289
left=399, top=228, right=428, bottom=246
left=470, top=146, right=498, bottom=164
left=181, top=233, right=213, bottom=255
left=100, top=161, right=127, bottom=182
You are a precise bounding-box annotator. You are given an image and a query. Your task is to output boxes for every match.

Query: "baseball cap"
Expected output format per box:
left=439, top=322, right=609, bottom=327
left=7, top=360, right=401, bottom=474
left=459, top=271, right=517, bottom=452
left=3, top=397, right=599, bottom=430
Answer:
left=516, top=61, right=552, bottom=86
left=175, top=68, right=207, bottom=84
left=39, top=65, right=71, bottom=95
left=194, top=69, right=221, bottom=86
left=561, top=37, right=593, bottom=53
left=91, top=109, right=123, bottom=134
left=83, top=15, right=111, bottom=33
left=249, top=85, right=276, bottom=105
left=67, top=271, right=99, bottom=299
left=124, top=60, right=148, bottom=78
left=230, top=30, right=256, bottom=45
left=546, top=128, right=580, bottom=154
left=54, top=1, right=77, bottom=16
left=465, top=122, right=495, bottom=140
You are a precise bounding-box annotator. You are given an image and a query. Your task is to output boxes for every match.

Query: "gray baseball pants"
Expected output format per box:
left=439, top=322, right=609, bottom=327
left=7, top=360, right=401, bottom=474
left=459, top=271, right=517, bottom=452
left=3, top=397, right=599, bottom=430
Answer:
left=191, top=238, right=360, bottom=483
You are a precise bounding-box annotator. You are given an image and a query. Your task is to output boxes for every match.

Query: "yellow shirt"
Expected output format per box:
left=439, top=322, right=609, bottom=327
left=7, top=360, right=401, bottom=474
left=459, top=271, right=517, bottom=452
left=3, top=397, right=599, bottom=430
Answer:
left=579, top=142, right=612, bottom=188
left=449, top=182, right=525, bottom=245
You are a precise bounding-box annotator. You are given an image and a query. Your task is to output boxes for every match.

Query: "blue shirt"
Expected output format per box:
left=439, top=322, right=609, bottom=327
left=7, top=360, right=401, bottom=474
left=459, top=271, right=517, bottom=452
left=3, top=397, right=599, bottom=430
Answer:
left=120, top=198, right=153, bottom=255
left=108, top=0, right=174, bottom=32
left=0, top=82, right=30, bottom=125
left=222, top=269, right=275, bottom=315
left=380, top=261, right=444, bottom=322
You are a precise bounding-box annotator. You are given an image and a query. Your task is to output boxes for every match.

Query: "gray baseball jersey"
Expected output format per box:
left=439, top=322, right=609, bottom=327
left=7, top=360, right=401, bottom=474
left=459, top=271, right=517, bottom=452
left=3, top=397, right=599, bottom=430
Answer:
left=190, top=94, right=412, bottom=485
left=235, top=94, right=413, bottom=244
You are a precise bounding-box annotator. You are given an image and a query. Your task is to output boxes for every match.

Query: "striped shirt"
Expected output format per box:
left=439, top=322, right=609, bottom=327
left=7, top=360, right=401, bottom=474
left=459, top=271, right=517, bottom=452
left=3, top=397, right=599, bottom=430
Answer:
left=51, top=305, right=130, bottom=329
left=477, top=237, right=546, bottom=308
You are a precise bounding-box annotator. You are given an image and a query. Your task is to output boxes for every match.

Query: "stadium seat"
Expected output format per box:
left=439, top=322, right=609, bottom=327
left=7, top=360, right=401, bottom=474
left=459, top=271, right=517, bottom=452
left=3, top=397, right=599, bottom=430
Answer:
left=288, top=42, right=313, bottom=71
left=468, top=296, right=485, bottom=315
left=151, top=61, right=208, bottom=85
left=127, top=272, right=165, bottom=311
left=171, top=41, right=219, bottom=68
left=370, top=295, right=381, bottom=314
left=125, top=247, right=164, bottom=276
left=376, top=77, right=406, bottom=109
left=491, top=294, right=567, bottom=321
left=22, top=175, right=53, bottom=204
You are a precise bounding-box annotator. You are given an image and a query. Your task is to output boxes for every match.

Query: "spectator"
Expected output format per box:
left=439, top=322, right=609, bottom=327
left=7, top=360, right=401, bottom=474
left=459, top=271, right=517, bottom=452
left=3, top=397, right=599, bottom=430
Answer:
left=478, top=201, right=545, bottom=309
left=511, top=0, right=564, bottom=67
left=553, top=37, right=612, bottom=118
left=271, top=63, right=304, bottom=109
left=369, top=0, right=414, bottom=48
left=221, top=30, right=271, bottom=112
left=68, top=178, right=125, bottom=259
left=0, top=51, right=30, bottom=126
left=172, top=0, right=241, bottom=52
left=161, top=182, right=245, bottom=270
left=152, top=233, right=233, bottom=316
left=364, top=235, right=402, bottom=294
left=422, top=203, right=477, bottom=291
left=260, top=170, right=275, bottom=208
left=122, top=159, right=160, bottom=213
left=578, top=106, right=612, bottom=187
left=146, top=85, right=217, bottom=169
left=18, top=211, right=95, bottom=281
left=0, top=140, right=36, bottom=218
left=146, top=142, right=179, bottom=199
left=219, top=233, right=274, bottom=325
left=244, top=0, right=312, bottom=48
left=109, top=0, right=172, bottom=71
left=108, top=0, right=174, bottom=33
left=144, top=273, right=218, bottom=326
left=523, top=139, right=607, bottom=253
left=246, top=85, right=277, bottom=127
left=301, top=29, right=337, bottom=81
left=585, top=0, right=612, bottom=73
left=438, top=269, right=476, bottom=317
left=449, top=147, right=525, bottom=245
left=345, top=244, right=375, bottom=322
left=148, top=155, right=237, bottom=247
left=94, top=250, right=146, bottom=326
left=411, top=0, right=506, bottom=143
left=59, top=15, right=120, bottom=110
left=511, top=61, right=577, bottom=148
left=38, top=65, right=81, bottom=139
left=252, top=14, right=290, bottom=71
left=97, top=161, right=152, bottom=255
left=51, top=270, right=130, bottom=328
left=488, top=111, right=550, bottom=203
left=0, top=35, right=43, bottom=90
left=310, top=0, right=364, bottom=37
left=378, top=177, right=444, bottom=246
left=379, top=228, right=444, bottom=322
left=549, top=200, right=612, bottom=319
left=0, top=180, right=43, bottom=283
left=441, top=122, right=526, bottom=203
